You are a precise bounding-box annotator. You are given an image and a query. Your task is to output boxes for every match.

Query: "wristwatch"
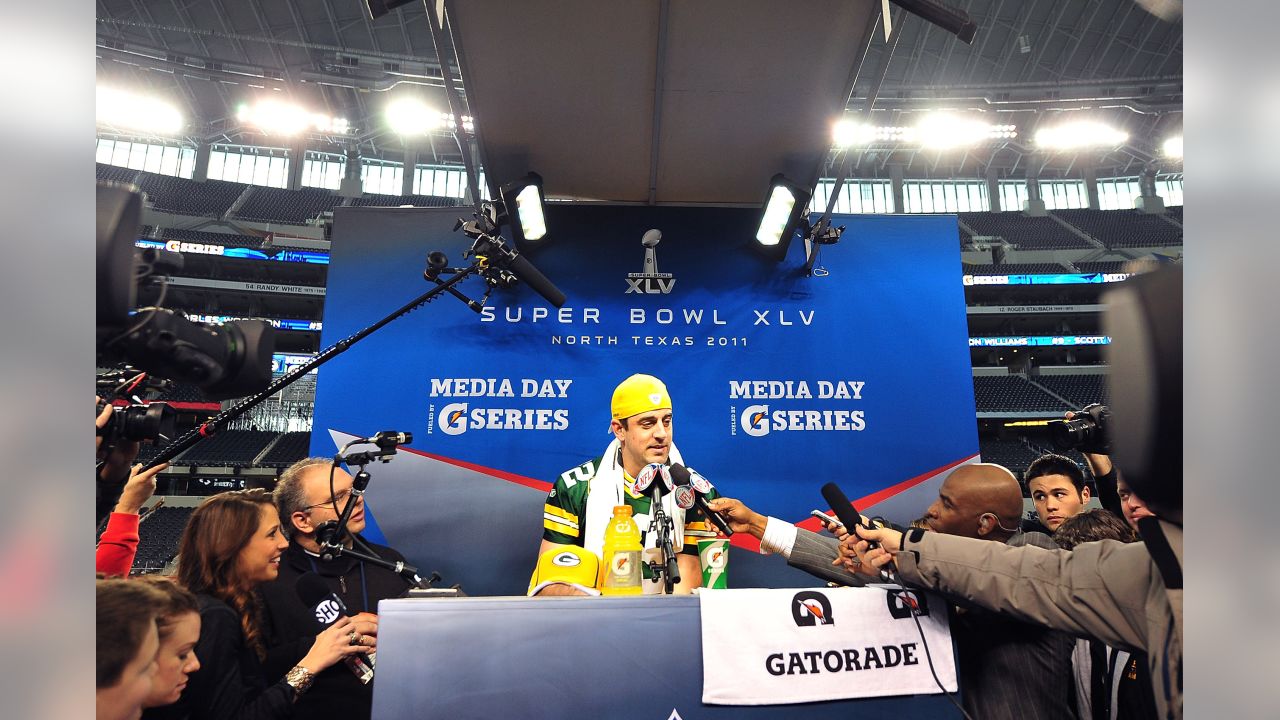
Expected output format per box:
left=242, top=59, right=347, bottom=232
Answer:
left=285, top=665, right=315, bottom=695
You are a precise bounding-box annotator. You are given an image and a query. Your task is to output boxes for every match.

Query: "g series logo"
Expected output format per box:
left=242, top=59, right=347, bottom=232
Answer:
left=436, top=402, right=570, bottom=435
left=740, top=404, right=866, bottom=437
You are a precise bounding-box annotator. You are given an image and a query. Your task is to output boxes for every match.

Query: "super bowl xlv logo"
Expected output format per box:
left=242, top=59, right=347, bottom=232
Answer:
left=625, top=228, right=676, bottom=294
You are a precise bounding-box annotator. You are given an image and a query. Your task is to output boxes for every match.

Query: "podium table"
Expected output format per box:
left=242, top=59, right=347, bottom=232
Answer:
left=371, top=594, right=961, bottom=719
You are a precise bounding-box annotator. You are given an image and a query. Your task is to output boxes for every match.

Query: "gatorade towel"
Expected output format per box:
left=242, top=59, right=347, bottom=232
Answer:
left=698, top=539, right=728, bottom=589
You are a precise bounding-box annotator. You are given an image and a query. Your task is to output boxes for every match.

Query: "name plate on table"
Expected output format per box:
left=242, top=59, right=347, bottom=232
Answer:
left=699, top=587, right=957, bottom=705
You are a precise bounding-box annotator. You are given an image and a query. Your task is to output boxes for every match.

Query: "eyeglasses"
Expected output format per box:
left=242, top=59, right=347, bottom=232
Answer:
left=304, top=488, right=355, bottom=511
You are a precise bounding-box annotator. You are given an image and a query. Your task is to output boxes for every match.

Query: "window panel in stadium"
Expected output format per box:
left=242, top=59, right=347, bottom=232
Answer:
left=1158, top=174, right=1184, bottom=206
left=900, top=180, right=989, bottom=213
left=302, top=151, right=345, bottom=190
left=362, top=160, right=404, bottom=195
left=97, top=138, right=197, bottom=179
left=207, top=145, right=289, bottom=188
left=809, top=179, right=896, bottom=214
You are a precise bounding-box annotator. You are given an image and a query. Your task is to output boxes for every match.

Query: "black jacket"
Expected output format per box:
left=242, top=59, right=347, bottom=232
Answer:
left=143, top=594, right=294, bottom=720
left=258, top=536, right=413, bottom=720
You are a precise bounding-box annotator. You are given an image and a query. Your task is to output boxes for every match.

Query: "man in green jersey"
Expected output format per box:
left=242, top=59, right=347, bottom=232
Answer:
left=535, top=374, right=717, bottom=595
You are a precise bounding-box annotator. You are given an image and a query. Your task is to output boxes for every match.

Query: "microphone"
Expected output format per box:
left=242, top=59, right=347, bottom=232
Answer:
left=371, top=430, right=412, bottom=447
left=295, top=572, right=374, bottom=684
left=504, top=252, right=567, bottom=309
left=633, top=463, right=672, bottom=498
left=669, top=464, right=734, bottom=537
left=820, top=482, right=897, bottom=583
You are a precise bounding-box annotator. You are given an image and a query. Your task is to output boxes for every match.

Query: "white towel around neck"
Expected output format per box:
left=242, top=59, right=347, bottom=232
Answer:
left=581, top=438, right=687, bottom=562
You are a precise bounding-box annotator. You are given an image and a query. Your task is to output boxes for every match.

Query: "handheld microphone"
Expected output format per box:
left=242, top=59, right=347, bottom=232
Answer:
left=633, top=463, right=672, bottom=497
left=820, top=482, right=897, bottom=583
left=669, top=464, right=734, bottom=537
left=295, top=572, right=374, bottom=683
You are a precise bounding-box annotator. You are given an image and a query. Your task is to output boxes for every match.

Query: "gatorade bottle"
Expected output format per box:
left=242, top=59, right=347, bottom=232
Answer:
left=600, top=505, right=643, bottom=595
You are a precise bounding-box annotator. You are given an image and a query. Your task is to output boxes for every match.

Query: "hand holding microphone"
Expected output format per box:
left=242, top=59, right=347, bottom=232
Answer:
left=669, top=464, right=734, bottom=537
left=296, top=572, right=378, bottom=683
left=820, top=482, right=899, bottom=583
left=842, top=524, right=905, bottom=578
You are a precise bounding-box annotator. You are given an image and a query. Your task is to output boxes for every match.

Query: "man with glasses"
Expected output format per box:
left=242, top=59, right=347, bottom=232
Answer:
left=258, top=457, right=413, bottom=720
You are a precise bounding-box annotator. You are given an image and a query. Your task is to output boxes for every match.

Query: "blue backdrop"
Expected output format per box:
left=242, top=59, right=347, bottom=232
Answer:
left=312, top=204, right=976, bottom=595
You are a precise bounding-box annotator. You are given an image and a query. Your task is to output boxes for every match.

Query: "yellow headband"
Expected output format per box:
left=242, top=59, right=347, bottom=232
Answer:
left=611, top=374, right=671, bottom=420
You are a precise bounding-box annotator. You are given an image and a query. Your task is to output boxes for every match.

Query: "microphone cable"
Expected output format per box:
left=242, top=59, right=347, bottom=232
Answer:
left=870, top=581, right=974, bottom=720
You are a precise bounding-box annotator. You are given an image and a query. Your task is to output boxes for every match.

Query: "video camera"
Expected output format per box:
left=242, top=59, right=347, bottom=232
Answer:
left=1047, top=403, right=1112, bottom=455
left=96, top=182, right=275, bottom=402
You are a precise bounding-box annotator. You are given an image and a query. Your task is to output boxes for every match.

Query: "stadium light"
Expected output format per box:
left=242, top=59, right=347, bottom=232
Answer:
left=833, top=119, right=875, bottom=148
left=499, top=173, right=548, bottom=243
left=386, top=98, right=443, bottom=135
left=237, top=100, right=348, bottom=136
left=1034, top=121, right=1129, bottom=150
left=754, top=174, right=811, bottom=261
left=831, top=115, right=1015, bottom=148
left=1162, top=135, right=1183, bottom=159
left=386, top=98, right=475, bottom=136
left=913, top=113, right=1016, bottom=149
left=96, top=86, right=184, bottom=136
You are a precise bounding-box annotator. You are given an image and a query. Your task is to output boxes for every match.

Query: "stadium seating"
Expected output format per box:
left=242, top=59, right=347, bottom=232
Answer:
left=1166, top=205, right=1182, bottom=223
left=957, top=211, right=1093, bottom=250
left=1032, top=374, right=1108, bottom=408
left=234, top=187, right=343, bottom=225
left=346, top=193, right=464, bottom=208
left=258, top=431, right=312, bottom=467
left=172, top=429, right=277, bottom=466
left=97, top=162, right=142, bottom=185
left=978, top=438, right=1043, bottom=482
left=129, top=506, right=195, bottom=573
left=1074, top=260, right=1127, bottom=274
left=968, top=262, right=1071, bottom=275
left=154, top=382, right=212, bottom=403
left=136, top=173, right=246, bottom=217
left=159, top=227, right=268, bottom=249
left=1053, top=208, right=1182, bottom=248
left=972, top=375, right=1071, bottom=413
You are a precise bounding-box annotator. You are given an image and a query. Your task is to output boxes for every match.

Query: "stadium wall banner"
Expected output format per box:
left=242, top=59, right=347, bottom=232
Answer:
left=962, top=272, right=1130, bottom=286
left=165, top=277, right=326, bottom=295
left=136, top=239, right=329, bottom=264
left=967, top=303, right=1105, bottom=315
left=312, top=205, right=977, bottom=596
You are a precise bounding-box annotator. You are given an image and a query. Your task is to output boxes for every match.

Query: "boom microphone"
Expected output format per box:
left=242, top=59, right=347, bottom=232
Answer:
left=295, top=572, right=374, bottom=683
left=371, top=430, right=412, bottom=447
left=669, top=464, right=734, bottom=537
left=820, top=482, right=897, bottom=583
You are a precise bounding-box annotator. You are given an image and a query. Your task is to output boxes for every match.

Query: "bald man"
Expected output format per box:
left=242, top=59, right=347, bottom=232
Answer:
left=709, top=464, right=1077, bottom=720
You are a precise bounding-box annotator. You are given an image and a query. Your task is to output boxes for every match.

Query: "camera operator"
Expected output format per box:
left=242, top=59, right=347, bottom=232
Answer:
left=97, top=399, right=143, bottom=525
left=1061, top=404, right=1126, bottom=523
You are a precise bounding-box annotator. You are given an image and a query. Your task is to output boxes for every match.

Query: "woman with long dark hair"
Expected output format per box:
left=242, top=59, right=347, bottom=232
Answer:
left=153, top=489, right=374, bottom=720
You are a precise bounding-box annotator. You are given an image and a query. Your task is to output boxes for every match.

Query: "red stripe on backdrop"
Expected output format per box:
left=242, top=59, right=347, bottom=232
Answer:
left=396, top=445, right=554, bottom=493
left=728, top=453, right=979, bottom=552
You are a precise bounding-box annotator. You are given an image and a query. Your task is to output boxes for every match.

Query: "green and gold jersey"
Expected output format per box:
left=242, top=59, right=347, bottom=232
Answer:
left=542, top=456, right=721, bottom=555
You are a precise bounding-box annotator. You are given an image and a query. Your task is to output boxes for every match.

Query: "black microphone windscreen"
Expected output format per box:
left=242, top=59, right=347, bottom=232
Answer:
left=669, top=463, right=691, bottom=486
left=295, top=572, right=337, bottom=608
left=507, top=251, right=567, bottom=308
left=821, top=482, right=863, bottom=531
